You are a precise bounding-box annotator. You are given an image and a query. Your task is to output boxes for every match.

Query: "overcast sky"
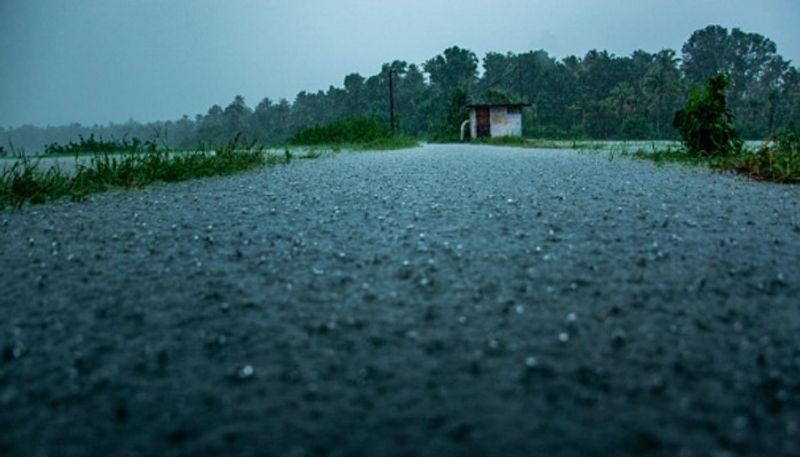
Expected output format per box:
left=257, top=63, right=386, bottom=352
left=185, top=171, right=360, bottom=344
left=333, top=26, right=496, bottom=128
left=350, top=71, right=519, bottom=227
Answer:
left=1, top=0, right=798, bottom=128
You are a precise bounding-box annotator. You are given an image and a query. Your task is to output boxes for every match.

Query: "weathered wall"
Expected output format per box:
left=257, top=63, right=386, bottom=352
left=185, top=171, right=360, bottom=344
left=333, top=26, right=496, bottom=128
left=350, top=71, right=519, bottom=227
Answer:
left=489, top=107, right=523, bottom=137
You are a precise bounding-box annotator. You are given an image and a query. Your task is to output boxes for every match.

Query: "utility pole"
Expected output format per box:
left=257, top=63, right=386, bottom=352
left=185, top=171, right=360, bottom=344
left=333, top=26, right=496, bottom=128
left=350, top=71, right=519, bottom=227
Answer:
left=388, top=68, right=396, bottom=133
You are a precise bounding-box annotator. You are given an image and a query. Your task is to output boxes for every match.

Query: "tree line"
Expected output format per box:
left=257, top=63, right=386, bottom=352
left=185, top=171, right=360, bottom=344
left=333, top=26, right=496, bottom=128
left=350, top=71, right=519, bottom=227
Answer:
left=3, top=25, right=798, bottom=154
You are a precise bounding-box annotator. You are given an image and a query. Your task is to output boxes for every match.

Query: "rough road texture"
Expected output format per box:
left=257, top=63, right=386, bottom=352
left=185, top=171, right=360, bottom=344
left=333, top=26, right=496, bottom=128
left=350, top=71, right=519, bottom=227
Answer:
left=1, top=144, right=799, bottom=457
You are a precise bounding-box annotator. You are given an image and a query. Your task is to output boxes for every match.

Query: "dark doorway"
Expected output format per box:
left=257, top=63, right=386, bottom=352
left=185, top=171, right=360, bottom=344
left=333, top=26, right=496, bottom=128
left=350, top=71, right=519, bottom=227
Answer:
left=476, top=107, right=490, bottom=138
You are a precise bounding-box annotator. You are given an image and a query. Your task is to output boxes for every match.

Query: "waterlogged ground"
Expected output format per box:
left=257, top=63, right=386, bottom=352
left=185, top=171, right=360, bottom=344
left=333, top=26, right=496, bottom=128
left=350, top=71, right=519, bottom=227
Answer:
left=1, top=144, right=799, bottom=456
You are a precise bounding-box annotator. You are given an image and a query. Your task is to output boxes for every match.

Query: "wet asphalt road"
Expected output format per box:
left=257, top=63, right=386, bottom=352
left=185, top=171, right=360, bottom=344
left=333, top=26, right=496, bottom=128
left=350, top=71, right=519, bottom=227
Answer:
left=1, top=144, right=799, bottom=456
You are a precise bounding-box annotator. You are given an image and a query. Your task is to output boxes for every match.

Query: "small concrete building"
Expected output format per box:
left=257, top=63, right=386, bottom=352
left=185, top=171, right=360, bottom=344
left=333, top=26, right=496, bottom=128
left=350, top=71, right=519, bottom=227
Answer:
left=466, top=103, right=529, bottom=140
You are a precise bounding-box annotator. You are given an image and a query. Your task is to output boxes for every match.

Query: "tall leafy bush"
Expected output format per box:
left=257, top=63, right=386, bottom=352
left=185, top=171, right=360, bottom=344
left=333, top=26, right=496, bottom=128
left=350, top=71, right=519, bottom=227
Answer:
left=673, top=73, right=742, bottom=156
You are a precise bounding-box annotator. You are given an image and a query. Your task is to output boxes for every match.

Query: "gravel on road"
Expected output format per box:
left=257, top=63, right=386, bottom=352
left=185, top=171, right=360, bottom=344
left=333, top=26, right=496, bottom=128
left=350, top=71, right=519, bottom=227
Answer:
left=1, top=144, right=799, bottom=456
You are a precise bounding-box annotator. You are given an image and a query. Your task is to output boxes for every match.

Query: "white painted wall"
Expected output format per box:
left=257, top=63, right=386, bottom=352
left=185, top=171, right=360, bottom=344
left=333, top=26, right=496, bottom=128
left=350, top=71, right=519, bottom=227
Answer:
left=489, top=107, right=523, bottom=137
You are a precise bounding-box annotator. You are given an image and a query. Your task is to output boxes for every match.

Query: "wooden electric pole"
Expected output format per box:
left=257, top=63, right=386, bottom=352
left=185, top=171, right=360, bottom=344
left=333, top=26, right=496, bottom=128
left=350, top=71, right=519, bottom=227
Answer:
left=388, top=68, right=396, bottom=133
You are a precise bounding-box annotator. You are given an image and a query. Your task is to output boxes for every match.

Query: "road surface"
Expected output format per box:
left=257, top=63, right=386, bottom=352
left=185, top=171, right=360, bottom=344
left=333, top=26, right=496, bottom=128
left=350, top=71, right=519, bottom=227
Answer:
left=1, top=144, right=799, bottom=456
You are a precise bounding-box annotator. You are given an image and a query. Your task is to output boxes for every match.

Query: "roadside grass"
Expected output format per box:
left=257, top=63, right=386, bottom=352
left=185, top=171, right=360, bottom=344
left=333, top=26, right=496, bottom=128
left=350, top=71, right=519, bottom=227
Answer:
left=0, top=143, right=275, bottom=210
left=44, top=134, right=158, bottom=156
left=727, top=141, right=800, bottom=183
left=35, top=147, right=202, bottom=159
left=468, top=135, right=797, bottom=183
left=625, top=137, right=799, bottom=184
left=1, top=128, right=419, bottom=210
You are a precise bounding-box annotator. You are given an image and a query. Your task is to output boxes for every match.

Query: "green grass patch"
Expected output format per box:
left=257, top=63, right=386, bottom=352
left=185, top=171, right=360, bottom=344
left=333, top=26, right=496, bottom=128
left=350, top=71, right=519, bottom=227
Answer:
left=44, top=134, right=158, bottom=156
left=473, top=133, right=798, bottom=184
left=720, top=132, right=800, bottom=183
left=626, top=131, right=800, bottom=183
left=347, top=135, right=419, bottom=151
left=1, top=143, right=274, bottom=210
left=1, top=123, right=420, bottom=210
left=290, top=117, right=418, bottom=150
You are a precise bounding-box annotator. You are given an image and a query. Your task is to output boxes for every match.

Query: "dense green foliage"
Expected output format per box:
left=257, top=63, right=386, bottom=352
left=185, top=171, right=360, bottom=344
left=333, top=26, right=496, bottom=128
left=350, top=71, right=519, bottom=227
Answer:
left=681, top=26, right=797, bottom=138
left=289, top=117, right=392, bottom=145
left=427, top=88, right=470, bottom=142
left=44, top=134, right=157, bottom=155
left=3, top=25, right=798, bottom=152
left=673, top=73, right=743, bottom=156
